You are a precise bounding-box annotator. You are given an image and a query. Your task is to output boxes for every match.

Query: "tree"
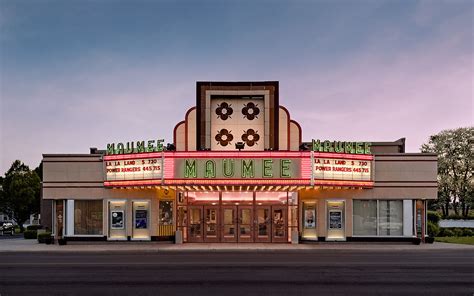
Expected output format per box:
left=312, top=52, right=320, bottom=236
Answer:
left=421, top=127, right=474, bottom=217
left=1, top=160, right=41, bottom=231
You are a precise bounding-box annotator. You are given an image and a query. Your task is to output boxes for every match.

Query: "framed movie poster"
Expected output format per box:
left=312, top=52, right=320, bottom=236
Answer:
left=159, top=200, right=173, bottom=225
left=329, top=211, right=342, bottom=229
left=304, top=207, right=316, bottom=229
left=111, top=211, right=124, bottom=229
left=135, top=210, right=148, bottom=229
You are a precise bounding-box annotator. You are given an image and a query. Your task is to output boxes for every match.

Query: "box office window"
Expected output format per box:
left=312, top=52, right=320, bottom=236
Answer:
left=378, top=200, right=403, bottom=236
left=353, top=200, right=377, bottom=236
left=74, top=200, right=103, bottom=235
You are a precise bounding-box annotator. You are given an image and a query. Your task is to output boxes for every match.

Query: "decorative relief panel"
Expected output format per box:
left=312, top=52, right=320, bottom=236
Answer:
left=210, top=97, right=265, bottom=151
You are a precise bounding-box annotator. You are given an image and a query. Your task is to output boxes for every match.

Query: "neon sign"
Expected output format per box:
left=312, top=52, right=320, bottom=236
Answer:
left=178, top=158, right=295, bottom=179
left=312, top=139, right=371, bottom=155
left=106, top=139, right=164, bottom=155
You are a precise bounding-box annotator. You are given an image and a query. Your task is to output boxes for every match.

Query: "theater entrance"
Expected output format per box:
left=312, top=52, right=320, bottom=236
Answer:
left=183, top=191, right=293, bottom=243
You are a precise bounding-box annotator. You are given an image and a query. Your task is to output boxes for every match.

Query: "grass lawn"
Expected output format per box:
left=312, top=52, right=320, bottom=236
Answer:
left=435, top=237, right=474, bottom=245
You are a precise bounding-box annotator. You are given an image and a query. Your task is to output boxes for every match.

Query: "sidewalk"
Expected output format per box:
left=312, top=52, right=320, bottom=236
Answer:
left=1, top=238, right=473, bottom=252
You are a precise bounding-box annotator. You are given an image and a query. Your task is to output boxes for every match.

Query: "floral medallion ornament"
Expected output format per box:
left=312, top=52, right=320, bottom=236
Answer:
left=241, top=129, right=260, bottom=147
left=215, top=102, right=233, bottom=120
left=242, top=102, right=260, bottom=120
left=215, top=129, right=234, bottom=146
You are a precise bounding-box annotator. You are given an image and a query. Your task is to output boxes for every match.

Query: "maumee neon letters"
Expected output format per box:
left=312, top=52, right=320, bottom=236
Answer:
left=107, top=139, right=164, bottom=155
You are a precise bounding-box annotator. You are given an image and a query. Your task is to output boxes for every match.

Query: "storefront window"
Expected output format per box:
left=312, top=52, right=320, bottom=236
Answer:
left=74, top=200, right=103, bottom=235
left=353, top=200, right=377, bottom=236
left=378, top=200, right=403, bottom=236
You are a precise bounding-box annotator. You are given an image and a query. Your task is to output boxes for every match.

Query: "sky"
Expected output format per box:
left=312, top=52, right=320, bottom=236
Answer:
left=0, top=0, right=472, bottom=174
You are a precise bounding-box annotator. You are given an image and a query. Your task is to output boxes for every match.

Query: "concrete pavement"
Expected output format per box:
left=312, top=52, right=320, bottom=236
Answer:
left=0, top=237, right=473, bottom=252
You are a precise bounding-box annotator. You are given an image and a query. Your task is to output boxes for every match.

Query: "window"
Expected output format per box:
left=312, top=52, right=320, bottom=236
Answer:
left=353, top=200, right=403, bottom=236
left=353, top=200, right=377, bottom=236
left=378, top=200, right=403, bottom=236
left=74, top=200, right=103, bottom=235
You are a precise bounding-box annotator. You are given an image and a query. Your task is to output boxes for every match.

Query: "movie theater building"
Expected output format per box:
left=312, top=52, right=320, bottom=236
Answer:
left=41, top=81, right=437, bottom=243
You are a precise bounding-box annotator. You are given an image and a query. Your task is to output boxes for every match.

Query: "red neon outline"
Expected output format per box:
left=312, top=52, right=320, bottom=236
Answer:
left=104, top=179, right=374, bottom=188
left=104, top=151, right=374, bottom=161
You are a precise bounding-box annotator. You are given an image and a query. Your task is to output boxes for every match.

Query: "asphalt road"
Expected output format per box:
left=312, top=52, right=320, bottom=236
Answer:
left=0, top=249, right=472, bottom=296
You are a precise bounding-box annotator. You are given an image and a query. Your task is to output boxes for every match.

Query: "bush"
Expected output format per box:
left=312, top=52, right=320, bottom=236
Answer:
left=26, top=225, right=43, bottom=231
left=462, top=229, right=474, bottom=236
left=445, top=214, right=474, bottom=220
left=427, top=221, right=440, bottom=237
left=440, top=229, right=454, bottom=237
left=427, top=211, right=441, bottom=224
left=453, top=228, right=464, bottom=237
left=37, top=232, right=52, bottom=243
left=23, top=230, right=37, bottom=239
left=446, top=214, right=463, bottom=220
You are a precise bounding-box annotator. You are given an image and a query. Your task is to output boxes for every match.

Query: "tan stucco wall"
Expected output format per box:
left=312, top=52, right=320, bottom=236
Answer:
left=175, top=122, right=186, bottom=151
left=279, top=107, right=289, bottom=150
left=289, top=121, right=300, bottom=151
left=186, top=108, right=196, bottom=151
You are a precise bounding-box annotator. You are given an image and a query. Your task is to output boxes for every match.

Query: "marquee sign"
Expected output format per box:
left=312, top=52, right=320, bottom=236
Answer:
left=175, top=158, right=299, bottom=179
left=103, top=151, right=374, bottom=187
left=313, top=157, right=372, bottom=181
left=105, top=157, right=163, bottom=181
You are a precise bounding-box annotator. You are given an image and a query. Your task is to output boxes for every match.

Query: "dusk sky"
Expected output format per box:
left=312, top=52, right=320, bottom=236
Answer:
left=0, top=0, right=472, bottom=173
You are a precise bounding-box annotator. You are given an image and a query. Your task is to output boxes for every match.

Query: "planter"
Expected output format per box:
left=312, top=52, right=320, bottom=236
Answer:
left=58, top=238, right=67, bottom=245
left=45, top=238, right=53, bottom=245
left=413, top=237, right=422, bottom=245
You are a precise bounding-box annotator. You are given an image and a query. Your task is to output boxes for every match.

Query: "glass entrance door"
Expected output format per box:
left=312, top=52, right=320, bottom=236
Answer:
left=204, top=206, right=219, bottom=242
left=188, top=206, right=203, bottom=242
left=272, top=206, right=287, bottom=242
left=238, top=206, right=253, bottom=242
left=255, top=206, right=271, bottom=242
left=221, top=206, right=237, bottom=242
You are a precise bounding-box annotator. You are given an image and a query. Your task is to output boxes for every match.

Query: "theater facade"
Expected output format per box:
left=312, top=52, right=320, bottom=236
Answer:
left=41, top=81, right=438, bottom=243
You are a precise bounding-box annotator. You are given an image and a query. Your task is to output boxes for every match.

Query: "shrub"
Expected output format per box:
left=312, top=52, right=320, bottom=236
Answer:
left=445, top=214, right=474, bottom=220
left=23, top=230, right=37, bottom=239
left=462, top=229, right=474, bottom=236
left=26, top=225, right=43, bottom=231
left=37, top=232, right=52, bottom=243
left=453, top=228, right=464, bottom=237
left=427, top=211, right=441, bottom=224
left=440, top=229, right=454, bottom=237
left=427, top=221, right=440, bottom=237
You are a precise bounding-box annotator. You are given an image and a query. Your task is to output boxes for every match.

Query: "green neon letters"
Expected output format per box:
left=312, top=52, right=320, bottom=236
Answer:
left=106, top=139, right=164, bottom=155
left=182, top=158, right=293, bottom=179
left=312, top=139, right=371, bottom=155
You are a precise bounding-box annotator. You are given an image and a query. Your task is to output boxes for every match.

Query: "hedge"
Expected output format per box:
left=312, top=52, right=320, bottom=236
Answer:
left=445, top=214, right=474, bottom=220
left=427, top=221, right=440, bottom=237
left=23, top=230, right=37, bottom=239
left=37, top=232, right=52, bottom=243
left=26, top=225, right=43, bottom=231
left=438, top=227, right=474, bottom=237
